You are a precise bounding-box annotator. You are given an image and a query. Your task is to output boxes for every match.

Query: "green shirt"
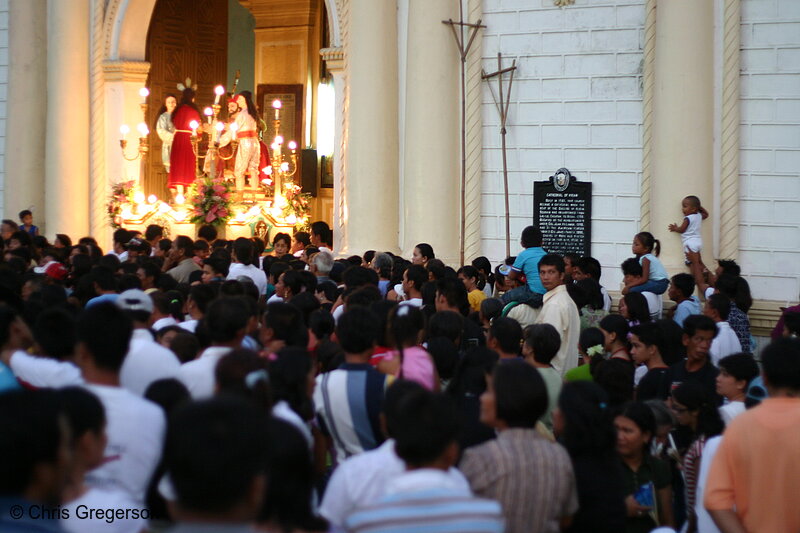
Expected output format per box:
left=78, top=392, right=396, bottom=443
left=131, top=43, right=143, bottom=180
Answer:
left=621, top=454, right=671, bottom=533
left=565, top=363, right=593, bottom=382
left=536, top=366, right=562, bottom=432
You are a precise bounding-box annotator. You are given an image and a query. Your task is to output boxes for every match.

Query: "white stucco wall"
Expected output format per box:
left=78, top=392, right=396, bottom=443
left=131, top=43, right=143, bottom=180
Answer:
left=480, top=0, right=645, bottom=290
left=0, top=0, right=8, bottom=220
left=738, top=0, right=800, bottom=303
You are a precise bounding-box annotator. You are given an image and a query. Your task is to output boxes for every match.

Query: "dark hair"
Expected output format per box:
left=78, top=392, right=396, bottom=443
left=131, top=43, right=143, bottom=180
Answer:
left=520, top=225, right=543, bottom=248
left=715, top=274, right=753, bottom=313
left=337, top=306, right=380, bottom=354
left=427, top=337, right=460, bottom=382
left=717, top=259, right=740, bottom=277
left=672, top=382, right=724, bottom=438
left=401, top=264, right=426, bottom=294
left=33, top=308, right=77, bottom=360
left=622, top=293, right=651, bottom=324
left=268, top=347, right=314, bottom=422
left=204, top=297, right=250, bottom=344
left=573, top=278, right=604, bottom=310
left=310, top=221, right=332, bottom=246
left=471, top=256, right=495, bottom=290
left=315, top=280, right=339, bottom=304
left=707, top=293, right=731, bottom=321
left=718, top=353, right=759, bottom=386
left=671, top=273, right=695, bottom=298
left=593, top=360, right=634, bottom=407
left=215, top=349, right=272, bottom=413
left=761, top=338, right=800, bottom=391
left=168, top=331, right=201, bottom=364
left=272, top=232, right=291, bottom=249
left=281, top=269, right=305, bottom=299
left=634, top=231, right=661, bottom=256
left=520, top=323, right=559, bottom=364
left=91, top=265, right=117, bottom=292
left=233, top=237, right=254, bottom=265
left=428, top=311, right=464, bottom=345
left=309, top=309, right=335, bottom=342
left=480, top=298, right=504, bottom=323
left=55, top=234, right=72, bottom=248
left=144, top=224, right=164, bottom=242
left=165, top=397, right=269, bottom=513
left=629, top=322, right=666, bottom=355
left=173, top=235, right=194, bottom=258
left=0, top=389, right=64, bottom=496
left=18, top=209, right=32, bottom=220
left=144, top=378, right=191, bottom=416
left=163, top=290, right=185, bottom=322
left=77, top=303, right=133, bottom=372
left=683, top=314, right=717, bottom=338
left=684, top=195, right=701, bottom=209
left=259, top=418, right=328, bottom=532
left=575, top=256, right=601, bottom=281
left=621, top=257, right=643, bottom=277
left=57, top=386, right=105, bottom=443
left=493, top=359, right=548, bottom=427
left=293, top=231, right=311, bottom=247
left=656, top=319, right=686, bottom=366
left=558, top=381, right=615, bottom=457
left=616, top=401, right=656, bottom=446
left=383, top=380, right=426, bottom=437
left=269, top=261, right=291, bottom=284
left=446, top=346, right=498, bottom=398
left=539, top=253, right=565, bottom=274
left=784, top=311, right=800, bottom=336
left=435, top=277, right=470, bottom=315
left=392, top=390, right=459, bottom=467
left=387, top=305, right=426, bottom=378
left=204, top=255, right=230, bottom=278
left=426, top=259, right=447, bottom=281
left=579, top=327, right=605, bottom=354
left=189, top=284, right=216, bottom=314
left=262, top=302, right=308, bottom=348
left=457, top=265, right=480, bottom=284
left=489, top=316, right=523, bottom=355
left=414, top=243, right=435, bottom=262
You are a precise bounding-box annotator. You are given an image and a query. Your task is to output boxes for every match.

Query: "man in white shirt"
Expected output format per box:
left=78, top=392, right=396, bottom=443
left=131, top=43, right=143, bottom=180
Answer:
left=227, top=237, right=268, bottom=296
left=177, top=296, right=250, bottom=399
left=705, top=293, right=742, bottom=366
left=320, top=380, right=469, bottom=528
left=535, top=254, right=581, bottom=377
left=116, top=289, right=181, bottom=396
left=73, top=303, right=166, bottom=505
left=310, top=220, right=333, bottom=253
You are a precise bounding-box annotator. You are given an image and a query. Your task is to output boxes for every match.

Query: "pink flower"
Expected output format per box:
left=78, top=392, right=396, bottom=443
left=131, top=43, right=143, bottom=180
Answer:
left=218, top=209, right=228, bottom=218
left=213, top=185, right=225, bottom=194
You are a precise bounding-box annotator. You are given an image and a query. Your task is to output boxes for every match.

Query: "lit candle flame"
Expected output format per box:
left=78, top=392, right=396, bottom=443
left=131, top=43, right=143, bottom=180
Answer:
left=147, top=194, right=157, bottom=204
left=139, top=87, right=149, bottom=103
left=280, top=162, right=289, bottom=172
left=133, top=191, right=145, bottom=204
left=272, top=100, right=282, bottom=109
left=275, top=135, right=283, bottom=145
left=119, top=124, right=130, bottom=137
left=175, top=193, right=185, bottom=205
left=288, top=141, right=297, bottom=150
left=214, top=85, right=225, bottom=105
left=136, top=122, right=149, bottom=137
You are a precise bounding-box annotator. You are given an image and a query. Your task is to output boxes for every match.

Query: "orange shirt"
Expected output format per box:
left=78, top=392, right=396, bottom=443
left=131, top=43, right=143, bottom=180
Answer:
left=704, top=397, right=800, bottom=533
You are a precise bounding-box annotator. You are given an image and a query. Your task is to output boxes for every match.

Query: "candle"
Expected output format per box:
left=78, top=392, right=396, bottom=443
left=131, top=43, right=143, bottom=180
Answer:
left=275, top=135, right=283, bottom=145
left=147, top=194, right=157, bottom=204
left=204, top=107, right=213, bottom=124
left=133, top=191, right=145, bottom=205
left=175, top=193, right=185, bottom=205
left=288, top=141, right=297, bottom=152
left=139, top=87, right=149, bottom=104
left=215, top=121, right=224, bottom=143
left=272, top=99, right=282, bottom=119
left=280, top=162, right=289, bottom=172
left=214, top=85, right=225, bottom=105
left=119, top=124, right=130, bottom=140
left=136, top=122, right=149, bottom=137
left=189, top=120, right=199, bottom=136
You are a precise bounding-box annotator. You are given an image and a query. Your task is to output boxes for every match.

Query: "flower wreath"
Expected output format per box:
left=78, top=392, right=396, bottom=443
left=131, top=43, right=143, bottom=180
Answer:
left=107, top=180, right=136, bottom=229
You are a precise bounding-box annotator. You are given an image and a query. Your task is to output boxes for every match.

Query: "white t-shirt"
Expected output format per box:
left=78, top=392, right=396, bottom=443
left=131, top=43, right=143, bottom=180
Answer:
left=62, top=488, right=146, bottom=533
left=178, top=319, right=198, bottom=333
left=83, top=384, right=166, bottom=505
left=709, top=321, right=742, bottom=366
left=120, top=329, right=181, bottom=396
left=227, top=262, right=268, bottom=295
left=272, top=400, right=313, bottom=448
left=641, top=291, right=663, bottom=320
left=319, top=439, right=469, bottom=528
left=694, top=436, right=723, bottom=533
left=719, top=400, right=746, bottom=426
left=152, top=316, right=178, bottom=332
left=176, top=346, right=232, bottom=399
left=8, top=350, right=83, bottom=388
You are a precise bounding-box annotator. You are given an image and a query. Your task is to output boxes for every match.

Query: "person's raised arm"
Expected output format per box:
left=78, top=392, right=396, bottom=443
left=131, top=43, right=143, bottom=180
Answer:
left=669, top=217, right=690, bottom=234
left=699, top=206, right=709, bottom=220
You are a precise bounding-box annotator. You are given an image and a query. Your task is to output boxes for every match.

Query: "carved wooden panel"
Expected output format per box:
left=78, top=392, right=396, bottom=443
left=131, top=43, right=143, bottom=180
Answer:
left=144, top=0, right=228, bottom=199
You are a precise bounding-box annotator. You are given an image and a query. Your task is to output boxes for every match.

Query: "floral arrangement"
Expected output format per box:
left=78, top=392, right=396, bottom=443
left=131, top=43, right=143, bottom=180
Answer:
left=189, top=176, right=233, bottom=226
left=282, top=182, right=312, bottom=231
left=107, top=180, right=136, bottom=228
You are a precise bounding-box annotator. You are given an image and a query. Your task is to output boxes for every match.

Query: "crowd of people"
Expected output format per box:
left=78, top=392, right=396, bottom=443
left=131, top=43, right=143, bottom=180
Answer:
left=0, top=210, right=799, bottom=533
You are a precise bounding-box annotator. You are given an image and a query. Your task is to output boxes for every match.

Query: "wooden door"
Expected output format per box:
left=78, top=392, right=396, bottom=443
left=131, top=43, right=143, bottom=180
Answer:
left=144, top=0, right=228, bottom=199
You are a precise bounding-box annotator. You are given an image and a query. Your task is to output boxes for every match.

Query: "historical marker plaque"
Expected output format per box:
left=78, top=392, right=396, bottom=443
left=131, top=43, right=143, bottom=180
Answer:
left=533, top=168, right=592, bottom=257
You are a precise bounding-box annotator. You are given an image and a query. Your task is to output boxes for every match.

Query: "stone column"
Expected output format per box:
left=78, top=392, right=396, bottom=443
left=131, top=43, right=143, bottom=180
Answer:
left=45, top=0, right=90, bottom=237
left=342, top=0, right=399, bottom=256
left=401, top=0, right=460, bottom=265
left=649, top=0, right=714, bottom=274
left=321, top=47, right=346, bottom=254
left=5, top=0, right=47, bottom=227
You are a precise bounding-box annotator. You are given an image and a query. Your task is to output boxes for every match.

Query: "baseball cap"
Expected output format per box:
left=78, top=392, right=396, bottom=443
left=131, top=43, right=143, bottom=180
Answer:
left=116, top=289, right=154, bottom=314
left=34, top=261, right=68, bottom=281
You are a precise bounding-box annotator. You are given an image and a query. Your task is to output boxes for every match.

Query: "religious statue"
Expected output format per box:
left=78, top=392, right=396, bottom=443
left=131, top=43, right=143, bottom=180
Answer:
left=168, top=82, right=202, bottom=200
left=155, top=93, right=177, bottom=173
left=219, top=92, right=261, bottom=195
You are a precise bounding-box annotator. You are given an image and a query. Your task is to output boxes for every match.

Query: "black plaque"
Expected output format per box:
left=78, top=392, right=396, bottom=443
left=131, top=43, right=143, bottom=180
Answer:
left=533, top=168, right=592, bottom=257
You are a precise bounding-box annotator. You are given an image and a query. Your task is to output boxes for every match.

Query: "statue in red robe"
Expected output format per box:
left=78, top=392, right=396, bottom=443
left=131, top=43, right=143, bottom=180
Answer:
left=168, top=88, right=202, bottom=196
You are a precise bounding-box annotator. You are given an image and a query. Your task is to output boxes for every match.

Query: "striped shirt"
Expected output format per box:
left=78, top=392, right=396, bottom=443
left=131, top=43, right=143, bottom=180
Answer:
left=344, top=469, right=504, bottom=533
left=460, top=428, right=578, bottom=533
left=314, top=363, right=391, bottom=463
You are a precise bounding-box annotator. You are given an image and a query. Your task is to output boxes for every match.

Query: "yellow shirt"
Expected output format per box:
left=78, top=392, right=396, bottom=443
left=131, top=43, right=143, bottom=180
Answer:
left=468, top=289, right=487, bottom=313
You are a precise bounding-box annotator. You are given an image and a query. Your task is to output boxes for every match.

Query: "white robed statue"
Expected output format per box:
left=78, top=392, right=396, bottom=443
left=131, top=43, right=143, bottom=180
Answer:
left=156, top=94, right=177, bottom=172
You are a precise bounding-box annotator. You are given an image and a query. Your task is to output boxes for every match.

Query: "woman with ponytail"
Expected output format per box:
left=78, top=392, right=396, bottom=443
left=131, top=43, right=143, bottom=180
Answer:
left=377, top=304, right=437, bottom=390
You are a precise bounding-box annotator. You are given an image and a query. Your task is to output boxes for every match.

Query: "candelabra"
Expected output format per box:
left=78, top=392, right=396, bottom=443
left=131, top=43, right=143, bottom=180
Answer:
left=119, top=88, right=150, bottom=165
left=267, top=99, right=298, bottom=208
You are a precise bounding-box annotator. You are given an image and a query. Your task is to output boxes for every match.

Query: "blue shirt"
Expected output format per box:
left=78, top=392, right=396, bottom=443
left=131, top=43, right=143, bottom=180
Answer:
left=511, top=247, right=547, bottom=294
left=673, top=296, right=701, bottom=328
left=639, top=253, right=668, bottom=281
left=85, top=293, right=119, bottom=309
left=0, top=361, right=21, bottom=394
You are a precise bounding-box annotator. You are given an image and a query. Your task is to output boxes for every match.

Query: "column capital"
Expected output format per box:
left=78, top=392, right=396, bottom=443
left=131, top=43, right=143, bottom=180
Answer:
left=320, top=46, right=344, bottom=72
left=101, top=60, right=150, bottom=83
